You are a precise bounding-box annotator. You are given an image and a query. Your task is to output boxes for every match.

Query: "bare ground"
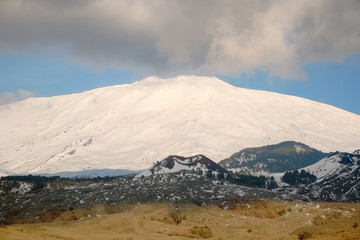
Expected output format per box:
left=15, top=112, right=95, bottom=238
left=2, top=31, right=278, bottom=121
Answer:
left=1, top=200, right=359, bottom=240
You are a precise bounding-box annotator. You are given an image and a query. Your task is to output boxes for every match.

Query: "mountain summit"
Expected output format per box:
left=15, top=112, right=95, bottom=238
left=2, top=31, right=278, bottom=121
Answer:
left=1, top=75, right=360, bottom=176
left=136, top=154, right=228, bottom=178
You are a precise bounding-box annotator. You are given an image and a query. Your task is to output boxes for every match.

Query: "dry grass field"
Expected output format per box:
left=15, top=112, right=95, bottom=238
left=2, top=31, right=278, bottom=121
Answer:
left=1, top=200, right=359, bottom=240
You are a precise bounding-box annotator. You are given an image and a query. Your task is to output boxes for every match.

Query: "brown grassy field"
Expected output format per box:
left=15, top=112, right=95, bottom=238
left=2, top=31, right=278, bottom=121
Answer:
left=1, top=200, right=359, bottom=240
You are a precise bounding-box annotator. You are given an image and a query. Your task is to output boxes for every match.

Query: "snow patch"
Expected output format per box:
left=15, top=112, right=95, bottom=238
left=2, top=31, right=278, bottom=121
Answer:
left=10, top=182, right=33, bottom=194
left=295, top=144, right=306, bottom=153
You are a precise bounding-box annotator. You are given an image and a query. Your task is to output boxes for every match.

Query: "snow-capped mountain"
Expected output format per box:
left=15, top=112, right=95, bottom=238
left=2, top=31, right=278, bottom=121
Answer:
left=136, top=154, right=228, bottom=178
left=218, top=141, right=329, bottom=175
left=1, top=75, right=360, bottom=176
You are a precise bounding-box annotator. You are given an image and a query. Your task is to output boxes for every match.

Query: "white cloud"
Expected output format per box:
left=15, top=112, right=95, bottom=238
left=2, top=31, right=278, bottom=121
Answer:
left=0, top=0, right=359, bottom=79
left=0, top=90, right=35, bottom=105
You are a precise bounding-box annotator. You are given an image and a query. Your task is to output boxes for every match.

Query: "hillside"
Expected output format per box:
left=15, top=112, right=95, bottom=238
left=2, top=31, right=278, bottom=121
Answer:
left=136, top=154, right=229, bottom=178
left=219, top=141, right=329, bottom=175
left=1, top=75, right=360, bottom=176
left=297, top=150, right=360, bottom=201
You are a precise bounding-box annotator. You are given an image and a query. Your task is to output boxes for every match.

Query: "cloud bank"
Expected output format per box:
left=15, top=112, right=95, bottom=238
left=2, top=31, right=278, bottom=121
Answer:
left=1, top=0, right=359, bottom=79
left=0, top=89, right=35, bottom=105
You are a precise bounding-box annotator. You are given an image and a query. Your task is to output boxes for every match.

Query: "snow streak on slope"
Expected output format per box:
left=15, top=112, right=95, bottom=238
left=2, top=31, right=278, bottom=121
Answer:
left=1, top=75, right=360, bottom=176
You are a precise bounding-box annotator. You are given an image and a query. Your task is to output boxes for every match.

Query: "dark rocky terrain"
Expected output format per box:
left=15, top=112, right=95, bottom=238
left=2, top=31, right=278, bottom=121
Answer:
left=0, top=171, right=306, bottom=225
left=2, top=148, right=360, bottom=225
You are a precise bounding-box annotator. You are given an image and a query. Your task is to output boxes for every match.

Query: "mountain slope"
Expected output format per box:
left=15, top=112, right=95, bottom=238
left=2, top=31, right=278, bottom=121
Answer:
left=295, top=151, right=360, bottom=201
left=1, top=75, right=360, bottom=176
left=136, top=154, right=228, bottom=177
left=303, top=151, right=360, bottom=180
left=219, top=141, right=329, bottom=175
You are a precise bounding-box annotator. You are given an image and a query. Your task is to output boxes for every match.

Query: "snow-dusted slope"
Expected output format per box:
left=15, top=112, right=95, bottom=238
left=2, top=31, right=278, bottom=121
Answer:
left=298, top=151, right=360, bottom=201
left=136, top=155, right=228, bottom=178
left=1, top=75, right=360, bottom=176
left=303, top=151, right=360, bottom=181
left=218, top=141, right=329, bottom=175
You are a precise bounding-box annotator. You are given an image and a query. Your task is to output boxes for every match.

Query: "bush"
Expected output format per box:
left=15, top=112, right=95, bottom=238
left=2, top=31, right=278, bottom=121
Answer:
left=190, top=226, right=213, bottom=238
left=171, top=212, right=186, bottom=225
left=298, top=231, right=312, bottom=240
left=4, top=206, right=22, bottom=225
left=40, top=206, right=61, bottom=222
left=278, top=209, right=286, bottom=216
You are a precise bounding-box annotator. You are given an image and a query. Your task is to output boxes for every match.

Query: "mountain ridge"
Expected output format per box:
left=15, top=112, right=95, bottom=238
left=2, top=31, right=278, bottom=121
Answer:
left=218, top=141, right=330, bottom=175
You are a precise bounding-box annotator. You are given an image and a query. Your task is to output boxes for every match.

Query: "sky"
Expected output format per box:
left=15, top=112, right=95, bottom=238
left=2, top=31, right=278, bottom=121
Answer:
left=0, top=0, right=360, bottom=114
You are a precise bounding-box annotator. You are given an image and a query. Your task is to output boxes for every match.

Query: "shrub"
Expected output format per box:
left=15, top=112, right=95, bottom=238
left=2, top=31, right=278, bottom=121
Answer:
left=40, top=206, right=61, bottom=222
left=298, top=231, right=312, bottom=240
left=4, top=206, right=22, bottom=225
left=313, top=211, right=343, bottom=225
left=190, top=226, right=213, bottom=238
left=266, top=209, right=278, bottom=219
left=171, top=212, right=186, bottom=225
left=278, top=209, right=286, bottom=216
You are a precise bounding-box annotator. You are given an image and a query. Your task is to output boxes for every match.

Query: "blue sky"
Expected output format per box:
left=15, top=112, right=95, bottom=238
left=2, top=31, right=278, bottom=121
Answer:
left=1, top=1, right=360, bottom=114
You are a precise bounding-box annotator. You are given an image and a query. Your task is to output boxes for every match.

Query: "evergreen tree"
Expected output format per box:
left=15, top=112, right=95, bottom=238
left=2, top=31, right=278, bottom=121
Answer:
left=282, top=169, right=316, bottom=186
